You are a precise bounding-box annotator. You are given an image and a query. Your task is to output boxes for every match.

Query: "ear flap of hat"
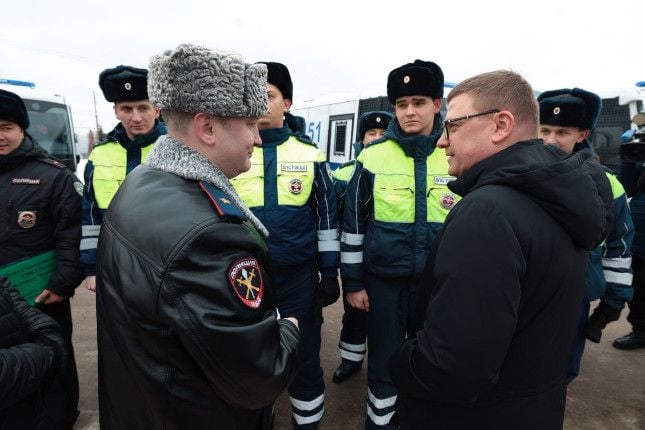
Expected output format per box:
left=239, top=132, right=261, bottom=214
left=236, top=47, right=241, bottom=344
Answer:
left=148, top=43, right=268, bottom=117
left=0, top=89, right=29, bottom=129
left=99, top=65, right=149, bottom=103
left=387, top=59, right=444, bottom=104
left=359, top=111, right=394, bottom=139
left=244, top=63, right=269, bottom=117
left=257, top=61, right=293, bottom=100
left=538, top=88, right=602, bottom=130
left=571, top=88, right=602, bottom=129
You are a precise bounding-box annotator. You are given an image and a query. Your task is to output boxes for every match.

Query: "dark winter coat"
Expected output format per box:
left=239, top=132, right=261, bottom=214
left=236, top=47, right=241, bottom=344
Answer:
left=390, top=140, right=613, bottom=430
left=0, top=277, right=65, bottom=430
left=0, top=135, right=83, bottom=297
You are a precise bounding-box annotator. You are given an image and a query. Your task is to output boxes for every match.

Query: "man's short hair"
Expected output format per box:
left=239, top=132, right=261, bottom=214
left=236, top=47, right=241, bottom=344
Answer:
left=162, top=109, right=230, bottom=135
left=447, top=70, right=538, bottom=132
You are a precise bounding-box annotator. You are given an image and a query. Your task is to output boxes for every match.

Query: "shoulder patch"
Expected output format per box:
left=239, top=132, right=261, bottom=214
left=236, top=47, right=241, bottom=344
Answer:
left=227, top=257, right=264, bottom=309
left=36, top=157, right=66, bottom=169
left=199, top=181, right=246, bottom=220
left=293, top=133, right=318, bottom=148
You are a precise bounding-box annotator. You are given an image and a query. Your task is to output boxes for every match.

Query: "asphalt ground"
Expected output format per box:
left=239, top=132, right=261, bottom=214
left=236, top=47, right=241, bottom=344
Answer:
left=71, top=288, right=644, bottom=429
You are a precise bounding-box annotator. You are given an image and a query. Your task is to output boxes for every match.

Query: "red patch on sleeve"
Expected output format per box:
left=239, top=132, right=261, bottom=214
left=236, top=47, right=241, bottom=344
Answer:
left=227, top=258, right=264, bottom=309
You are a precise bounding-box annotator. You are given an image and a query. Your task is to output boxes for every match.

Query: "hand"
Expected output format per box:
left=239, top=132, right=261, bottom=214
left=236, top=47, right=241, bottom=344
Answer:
left=284, top=316, right=299, bottom=330
left=34, top=289, right=65, bottom=305
left=584, top=302, right=622, bottom=343
left=84, top=275, right=96, bottom=292
left=347, top=290, right=369, bottom=311
left=318, top=276, right=341, bottom=308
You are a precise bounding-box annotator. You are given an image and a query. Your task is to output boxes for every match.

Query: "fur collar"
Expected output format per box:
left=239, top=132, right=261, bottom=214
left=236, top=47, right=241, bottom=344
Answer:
left=145, top=135, right=269, bottom=237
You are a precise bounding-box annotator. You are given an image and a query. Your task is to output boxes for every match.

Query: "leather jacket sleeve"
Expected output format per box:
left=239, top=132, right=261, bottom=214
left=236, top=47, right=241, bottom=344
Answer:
left=0, top=278, right=65, bottom=407
left=159, top=221, right=300, bottom=410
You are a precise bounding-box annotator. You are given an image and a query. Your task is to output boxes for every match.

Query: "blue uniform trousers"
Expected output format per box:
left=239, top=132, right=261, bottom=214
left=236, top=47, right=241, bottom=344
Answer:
left=365, top=274, right=415, bottom=429
left=338, top=293, right=368, bottom=364
left=274, top=262, right=325, bottom=429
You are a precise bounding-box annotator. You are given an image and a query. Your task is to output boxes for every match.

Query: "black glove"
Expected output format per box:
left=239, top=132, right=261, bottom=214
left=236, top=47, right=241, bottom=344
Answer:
left=584, top=301, right=622, bottom=343
left=318, top=276, right=340, bottom=308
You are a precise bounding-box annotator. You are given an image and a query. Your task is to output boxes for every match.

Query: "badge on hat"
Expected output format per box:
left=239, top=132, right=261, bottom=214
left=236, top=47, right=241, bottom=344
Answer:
left=124, top=82, right=132, bottom=91
left=403, top=75, right=411, bottom=84
left=228, top=258, right=264, bottom=309
left=553, top=107, right=561, bottom=115
left=439, top=193, right=457, bottom=210
left=289, top=178, right=303, bottom=194
left=17, top=211, right=37, bottom=229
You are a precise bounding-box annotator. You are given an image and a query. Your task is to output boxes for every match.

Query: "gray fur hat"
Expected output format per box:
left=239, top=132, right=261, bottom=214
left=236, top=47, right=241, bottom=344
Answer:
left=148, top=43, right=268, bottom=117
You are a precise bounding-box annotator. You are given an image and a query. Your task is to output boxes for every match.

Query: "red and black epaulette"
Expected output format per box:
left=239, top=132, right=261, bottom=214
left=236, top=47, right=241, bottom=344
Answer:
left=199, top=181, right=245, bottom=220
left=36, top=157, right=66, bottom=169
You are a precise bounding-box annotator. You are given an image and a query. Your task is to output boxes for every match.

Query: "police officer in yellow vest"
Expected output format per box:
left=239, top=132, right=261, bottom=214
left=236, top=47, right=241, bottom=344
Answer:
left=231, top=62, right=339, bottom=429
left=340, top=60, right=458, bottom=429
left=80, top=66, right=166, bottom=291
left=332, top=111, right=392, bottom=384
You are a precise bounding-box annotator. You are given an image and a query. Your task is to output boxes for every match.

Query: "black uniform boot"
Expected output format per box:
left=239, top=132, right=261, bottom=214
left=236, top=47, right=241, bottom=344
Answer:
left=612, top=331, right=645, bottom=350
left=332, top=360, right=362, bottom=383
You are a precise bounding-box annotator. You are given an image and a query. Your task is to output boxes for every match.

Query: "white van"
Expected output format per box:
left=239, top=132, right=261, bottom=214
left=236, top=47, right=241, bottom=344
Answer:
left=0, top=78, right=78, bottom=171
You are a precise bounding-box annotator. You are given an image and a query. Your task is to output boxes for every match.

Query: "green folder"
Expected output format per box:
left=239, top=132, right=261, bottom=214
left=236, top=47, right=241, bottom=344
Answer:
left=0, top=250, right=56, bottom=306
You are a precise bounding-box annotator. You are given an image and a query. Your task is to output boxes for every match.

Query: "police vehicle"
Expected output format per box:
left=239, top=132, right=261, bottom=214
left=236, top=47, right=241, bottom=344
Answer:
left=291, top=82, right=457, bottom=169
left=0, top=78, right=78, bottom=171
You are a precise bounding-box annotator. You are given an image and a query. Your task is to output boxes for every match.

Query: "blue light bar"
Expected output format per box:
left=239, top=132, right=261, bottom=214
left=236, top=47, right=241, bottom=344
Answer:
left=0, top=78, right=36, bottom=88
left=636, top=81, right=645, bottom=88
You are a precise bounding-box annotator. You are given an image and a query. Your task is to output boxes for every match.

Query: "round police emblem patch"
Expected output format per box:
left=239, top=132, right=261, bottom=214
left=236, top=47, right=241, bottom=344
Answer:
left=17, top=211, right=37, bottom=229
left=439, top=193, right=457, bottom=210
left=553, top=106, right=561, bottom=115
left=124, top=82, right=132, bottom=91
left=289, top=178, right=303, bottom=194
left=228, top=258, right=264, bottom=309
left=403, top=75, right=411, bottom=84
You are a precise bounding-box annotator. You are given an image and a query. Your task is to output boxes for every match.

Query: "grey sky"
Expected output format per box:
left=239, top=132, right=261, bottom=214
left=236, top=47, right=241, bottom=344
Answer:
left=2, top=0, right=643, bottom=134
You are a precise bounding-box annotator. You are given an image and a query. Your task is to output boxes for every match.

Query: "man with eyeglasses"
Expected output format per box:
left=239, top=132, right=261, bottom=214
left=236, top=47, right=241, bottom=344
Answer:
left=389, top=70, right=614, bottom=429
left=340, top=60, right=457, bottom=428
left=538, top=88, right=634, bottom=382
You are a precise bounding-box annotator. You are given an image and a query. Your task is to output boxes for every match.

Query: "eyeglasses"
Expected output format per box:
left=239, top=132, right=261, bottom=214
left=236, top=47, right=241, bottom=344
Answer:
left=441, top=109, right=500, bottom=140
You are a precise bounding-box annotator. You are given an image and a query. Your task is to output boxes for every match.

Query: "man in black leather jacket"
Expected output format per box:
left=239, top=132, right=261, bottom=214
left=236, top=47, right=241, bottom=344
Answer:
left=96, top=43, right=300, bottom=430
